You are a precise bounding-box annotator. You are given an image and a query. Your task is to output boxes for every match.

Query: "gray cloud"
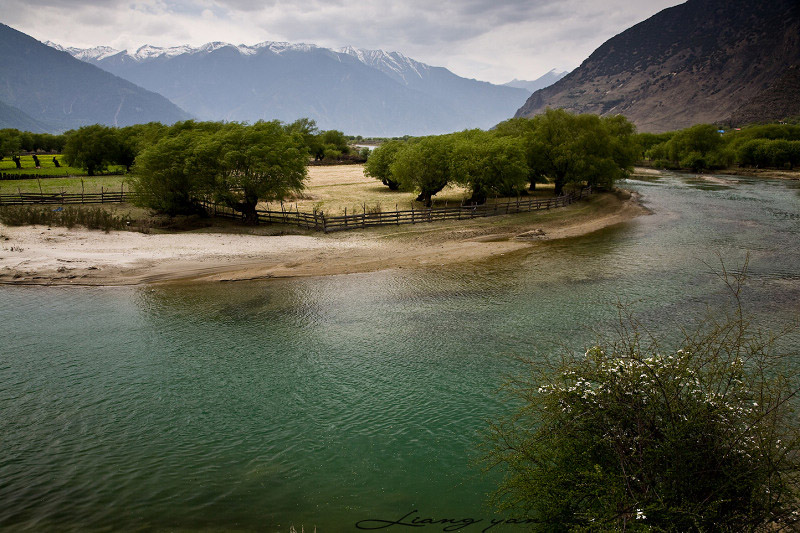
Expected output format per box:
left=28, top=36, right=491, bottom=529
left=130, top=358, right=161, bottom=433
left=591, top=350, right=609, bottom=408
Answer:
left=3, top=0, right=683, bottom=82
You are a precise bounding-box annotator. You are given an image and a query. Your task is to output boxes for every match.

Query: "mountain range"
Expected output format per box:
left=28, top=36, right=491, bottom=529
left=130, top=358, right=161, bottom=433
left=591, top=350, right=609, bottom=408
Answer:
left=0, top=23, right=189, bottom=133
left=503, top=70, right=568, bottom=93
left=49, top=41, right=532, bottom=137
left=516, top=0, right=800, bottom=132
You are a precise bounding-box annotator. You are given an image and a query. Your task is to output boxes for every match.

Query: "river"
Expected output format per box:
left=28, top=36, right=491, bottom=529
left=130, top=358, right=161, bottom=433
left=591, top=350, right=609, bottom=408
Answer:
left=1, top=172, right=798, bottom=531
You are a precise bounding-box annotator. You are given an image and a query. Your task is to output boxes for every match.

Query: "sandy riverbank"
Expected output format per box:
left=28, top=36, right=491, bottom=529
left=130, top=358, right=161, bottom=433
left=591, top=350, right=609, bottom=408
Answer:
left=0, top=190, right=647, bottom=286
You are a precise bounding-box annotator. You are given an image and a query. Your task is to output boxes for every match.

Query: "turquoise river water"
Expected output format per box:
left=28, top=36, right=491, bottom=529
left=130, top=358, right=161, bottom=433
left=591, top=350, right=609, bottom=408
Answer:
left=1, top=173, right=799, bottom=532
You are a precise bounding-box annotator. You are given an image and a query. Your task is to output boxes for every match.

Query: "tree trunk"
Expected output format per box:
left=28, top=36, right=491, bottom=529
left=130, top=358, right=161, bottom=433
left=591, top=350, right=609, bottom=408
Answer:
left=554, top=179, right=564, bottom=196
left=467, top=191, right=487, bottom=205
left=239, top=201, right=259, bottom=225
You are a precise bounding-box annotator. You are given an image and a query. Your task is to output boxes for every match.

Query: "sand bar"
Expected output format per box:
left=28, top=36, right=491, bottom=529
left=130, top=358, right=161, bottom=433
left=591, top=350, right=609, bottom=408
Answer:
left=0, top=191, right=646, bottom=286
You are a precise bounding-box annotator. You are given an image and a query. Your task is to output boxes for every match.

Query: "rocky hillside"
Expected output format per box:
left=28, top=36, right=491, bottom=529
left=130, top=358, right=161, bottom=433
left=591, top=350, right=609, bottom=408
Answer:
left=726, top=65, right=800, bottom=126
left=515, top=0, right=800, bottom=132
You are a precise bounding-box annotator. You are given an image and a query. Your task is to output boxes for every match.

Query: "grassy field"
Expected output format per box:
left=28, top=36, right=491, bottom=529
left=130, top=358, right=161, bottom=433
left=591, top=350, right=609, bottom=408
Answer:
left=0, top=155, right=125, bottom=177
left=281, top=164, right=557, bottom=215
left=0, top=174, right=130, bottom=195
left=1, top=164, right=558, bottom=214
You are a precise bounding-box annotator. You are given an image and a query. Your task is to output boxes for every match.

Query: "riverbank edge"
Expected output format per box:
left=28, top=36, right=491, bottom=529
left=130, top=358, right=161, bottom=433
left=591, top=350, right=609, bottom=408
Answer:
left=634, top=165, right=800, bottom=181
left=0, top=190, right=647, bottom=287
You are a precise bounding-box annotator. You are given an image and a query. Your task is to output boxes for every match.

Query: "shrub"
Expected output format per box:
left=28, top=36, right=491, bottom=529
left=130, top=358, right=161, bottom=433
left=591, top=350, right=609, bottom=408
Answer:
left=484, top=267, right=800, bottom=530
left=0, top=206, right=132, bottom=232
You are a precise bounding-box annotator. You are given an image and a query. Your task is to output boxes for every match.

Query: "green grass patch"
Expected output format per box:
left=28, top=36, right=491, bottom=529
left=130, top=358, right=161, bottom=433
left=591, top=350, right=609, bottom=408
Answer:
left=0, top=175, right=129, bottom=194
left=0, top=155, right=125, bottom=176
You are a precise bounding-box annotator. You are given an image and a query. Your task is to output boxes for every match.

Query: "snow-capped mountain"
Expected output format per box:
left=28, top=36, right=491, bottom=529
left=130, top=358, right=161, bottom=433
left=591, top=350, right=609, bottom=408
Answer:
left=47, top=39, right=532, bottom=136
left=338, top=46, right=429, bottom=84
left=0, top=26, right=188, bottom=133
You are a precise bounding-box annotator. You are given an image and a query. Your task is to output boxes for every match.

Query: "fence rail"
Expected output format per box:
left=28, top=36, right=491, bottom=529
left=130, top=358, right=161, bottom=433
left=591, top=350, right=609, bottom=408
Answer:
left=0, top=190, right=129, bottom=205
left=2, top=187, right=593, bottom=232
left=201, top=187, right=592, bottom=232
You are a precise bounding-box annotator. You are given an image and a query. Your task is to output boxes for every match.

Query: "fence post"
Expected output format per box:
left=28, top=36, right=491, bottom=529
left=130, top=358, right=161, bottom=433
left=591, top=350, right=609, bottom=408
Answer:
left=411, top=203, right=415, bottom=224
left=396, top=204, right=399, bottom=225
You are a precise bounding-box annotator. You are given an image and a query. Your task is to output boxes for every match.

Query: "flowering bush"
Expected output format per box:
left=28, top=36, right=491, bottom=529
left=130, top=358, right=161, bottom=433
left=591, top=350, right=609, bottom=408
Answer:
left=484, top=300, right=800, bottom=531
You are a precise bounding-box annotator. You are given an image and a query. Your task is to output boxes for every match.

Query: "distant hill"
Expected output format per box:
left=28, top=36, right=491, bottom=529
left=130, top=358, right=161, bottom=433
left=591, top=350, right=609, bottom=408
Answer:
left=0, top=100, right=50, bottom=132
left=0, top=23, right=190, bottom=133
left=51, top=41, right=531, bottom=137
left=515, top=0, right=800, bottom=132
left=503, top=70, right=569, bottom=94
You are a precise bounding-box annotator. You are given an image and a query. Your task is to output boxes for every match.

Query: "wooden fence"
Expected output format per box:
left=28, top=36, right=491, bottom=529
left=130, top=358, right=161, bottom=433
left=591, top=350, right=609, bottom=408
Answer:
left=1, top=187, right=593, bottom=232
left=202, top=187, right=592, bottom=232
left=0, top=189, right=128, bottom=205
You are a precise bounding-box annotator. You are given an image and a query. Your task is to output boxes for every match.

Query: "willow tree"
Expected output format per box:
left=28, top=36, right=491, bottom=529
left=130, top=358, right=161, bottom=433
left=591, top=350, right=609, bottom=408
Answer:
left=450, top=131, right=528, bottom=204
left=131, top=128, right=213, bottom=215
left=525, top=110, right=637, bottom=196
left=211, top=121, right=307, bottom=224
left=62, top=125, right=120, bottom=176
left=364, top=139, right=405, bottom=190
left=493, top=118, right=549, bottom=191
left=390, top=135, right=453, bottom=206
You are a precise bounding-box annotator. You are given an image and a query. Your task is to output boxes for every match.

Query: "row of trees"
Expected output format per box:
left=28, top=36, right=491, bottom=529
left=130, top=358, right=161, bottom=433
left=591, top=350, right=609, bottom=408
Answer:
left=365, top=109, right=639, bottom=205
left=0, top=119, right=354, bottom=176
left=637, top=123, right=800, bottom=172
left=132, top=120, right=307, bottom=223
left=0, top=129, right=66, bottom=159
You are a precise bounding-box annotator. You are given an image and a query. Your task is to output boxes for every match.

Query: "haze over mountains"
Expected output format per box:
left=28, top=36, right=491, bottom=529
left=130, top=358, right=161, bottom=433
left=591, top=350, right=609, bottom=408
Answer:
left=50, top=40, right=532, bottom=137
left=0, top=23, right=190, bottom=133
left=515, top=0, right=800, bottom=132
left=8, top=0, right=795, bottom=138
left=503, top=70, right=568, bottom=93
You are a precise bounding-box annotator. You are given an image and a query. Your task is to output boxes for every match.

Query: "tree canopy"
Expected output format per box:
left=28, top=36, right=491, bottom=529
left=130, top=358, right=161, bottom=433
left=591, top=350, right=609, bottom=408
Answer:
left=450, top=131, right=528, bottom=204
left=61, top=125, right=121, bottom=176
left=131, top=121, right=307, bottom=222
left=522, top=109, right=637, bottom=196
left=389, top=135, right=454, bottom=207
left=210, top=121, right=307, bottom=223
left=639, top=122, right=800, bottom=171
left=363, top=139, right=405, bottom=190
left=367, top=110, right=637, bottom=204
left=130, top=128, right=211, bottom=216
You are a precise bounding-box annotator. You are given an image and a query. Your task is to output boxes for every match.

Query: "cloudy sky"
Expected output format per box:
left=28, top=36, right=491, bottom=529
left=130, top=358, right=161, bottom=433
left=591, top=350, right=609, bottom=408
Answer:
left=4, top=0, right=683, bottom=83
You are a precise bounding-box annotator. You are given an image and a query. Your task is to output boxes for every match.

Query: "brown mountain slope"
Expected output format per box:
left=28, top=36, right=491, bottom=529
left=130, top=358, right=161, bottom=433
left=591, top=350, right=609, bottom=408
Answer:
left=726, top=65, right=800, bottom=126
left=515, top=0, right=800, bottom=133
